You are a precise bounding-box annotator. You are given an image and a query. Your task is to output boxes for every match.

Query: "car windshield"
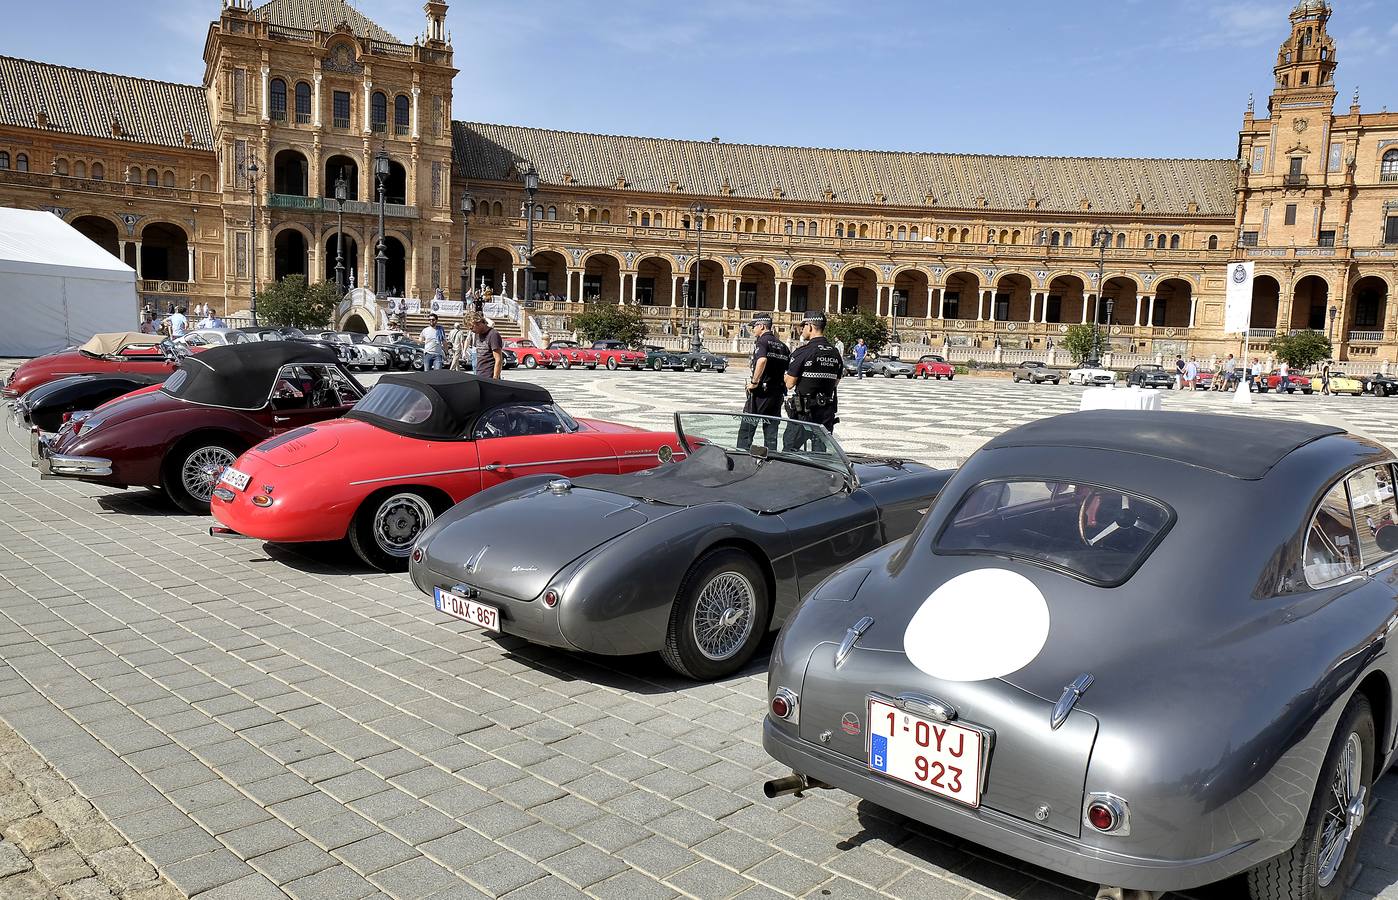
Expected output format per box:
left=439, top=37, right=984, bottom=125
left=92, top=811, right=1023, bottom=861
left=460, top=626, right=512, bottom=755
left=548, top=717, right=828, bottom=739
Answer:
left=936, top=479, right=1173, bottom=586
left=352, top=383, right=433, bottom=425
left=674, top=411, right=854, bottom=482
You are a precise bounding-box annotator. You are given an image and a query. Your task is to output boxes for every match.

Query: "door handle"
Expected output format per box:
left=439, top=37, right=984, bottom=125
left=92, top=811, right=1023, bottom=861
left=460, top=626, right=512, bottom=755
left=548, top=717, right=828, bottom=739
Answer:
left=484, top=463, right=510, bottom=472
left=274, top=416, right=290, bottom=423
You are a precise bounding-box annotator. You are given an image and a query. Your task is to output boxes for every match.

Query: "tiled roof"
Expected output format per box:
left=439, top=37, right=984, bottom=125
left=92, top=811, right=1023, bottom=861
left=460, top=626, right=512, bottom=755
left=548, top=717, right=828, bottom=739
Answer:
left=454, top=122, right=1239, bottom=217
left=251, top=0, right=402, bottom=44
left=0, top=56, right=212, bottom=151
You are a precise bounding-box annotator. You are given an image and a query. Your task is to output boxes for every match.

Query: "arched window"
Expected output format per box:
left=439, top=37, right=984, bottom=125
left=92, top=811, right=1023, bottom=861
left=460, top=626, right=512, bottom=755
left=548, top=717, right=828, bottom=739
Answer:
left=54, top=159, right=68, bottom=176
left=1011, top=229, right=1021, bottom=244
left=269, top=78, right=287, bottom=121
left=600, top=210, right=610, bottom=224
left=1208, top=235, right=1219, bottom=250
left=370, top=91, right=387, bottom=133
left=959, top=227, right=970, bottom=242
left=492, top=201, right=503, bottom=217
left=640, top=213, right=650, bottom=227
left=705, top=216, right=715, bottom=230
left=746, top=217, right=755, bottom=232
left=1158, top=233, right=1167, bottom=248
left=1145, top=234, right=1155, bottom=249
left=199, top=174, right=211, bottom=191
left=1115, top=233, right=1125, bottom=249
left=394, top=95, right=410, bottom=135
left=756, top=219, right=766, bottom=233
left=164, top=171, right=176, bottom=187
left=74, top=161, right=86, bottom=179
left=784, top=220, right=793, bottom=234
left=835, top=224, right=844, bottom=238
left=987, top=230, right=996, bottom=244
left=93, top=162, right=104, bottom=180
left=146, top=168, right=158, bottom=186
left=1170, top=234, right=1181, bottom=250
left=652, top=212, right=662, bottom=227
left=628, top=211, right=637, bottom=225
left=796, top=222, right=805, bottom=236
left=897, top=226, right=907, bottom=240
left=1382, top=150, right=1398, bottom=182
left=15, top=153, right=27, bottom=172
left=681, top=216, right=690, bottom=229
left=547, top=206, right=557, bottom=221
left=1050, top=231, right=1060, bottom=246
left=295, top=82, right=311, bottom=123
left=0, top=151, right=9, bottom=170
left=859, top=224, right=869, bottom=238
left=588, top=209, right=598, bottom=223
left=1062, top=231, right=1073, bottom=247
left=128, top=166, right=140, bottom=183
left=531, top=205, right=541, bottom=220
left=733, top=217, right=742, bottom=231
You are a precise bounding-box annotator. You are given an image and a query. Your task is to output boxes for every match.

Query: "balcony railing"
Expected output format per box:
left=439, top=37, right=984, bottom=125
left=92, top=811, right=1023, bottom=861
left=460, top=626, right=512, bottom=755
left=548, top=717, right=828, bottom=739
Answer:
left=0, top=168, right=216, bottom=201
left=139, top=280, right=191, bottom=293
left=265, top=193, right=420, bottom=219
left=1247, top=328, right=1277, bottom=338
left=1284, top=174, right=1309, bottom=189
left=1349, top=330, right=1384, bottom=343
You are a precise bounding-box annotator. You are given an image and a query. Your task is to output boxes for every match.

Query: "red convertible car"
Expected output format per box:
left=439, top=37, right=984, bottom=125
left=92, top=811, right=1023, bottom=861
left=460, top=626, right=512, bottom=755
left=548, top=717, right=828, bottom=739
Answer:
left=546, top=340, right=600, bottom=369
left=503, top=339, right=561, bottom=369
left=591, top=340, right=646, bottom=370
left=913, top=354, right=955, bottom=380
left=210, top=371, right=683, bottom=570
left=35, top=343, right=362, bottom=514
left=3, top=332, right=176, bottom=400
left=1259, top=370, right=1314, bottom=394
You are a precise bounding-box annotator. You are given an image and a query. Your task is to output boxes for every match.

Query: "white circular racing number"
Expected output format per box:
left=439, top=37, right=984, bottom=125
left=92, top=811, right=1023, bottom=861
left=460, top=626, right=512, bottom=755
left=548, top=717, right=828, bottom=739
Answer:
left=904, top=569, right=1050, bottom=682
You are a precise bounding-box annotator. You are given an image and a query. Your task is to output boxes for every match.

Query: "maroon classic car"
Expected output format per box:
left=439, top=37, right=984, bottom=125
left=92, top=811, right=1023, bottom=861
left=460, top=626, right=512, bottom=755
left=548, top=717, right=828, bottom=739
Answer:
left=34, top=343, right=363, bottom=514
left=2, top=332, right=179, bottom=400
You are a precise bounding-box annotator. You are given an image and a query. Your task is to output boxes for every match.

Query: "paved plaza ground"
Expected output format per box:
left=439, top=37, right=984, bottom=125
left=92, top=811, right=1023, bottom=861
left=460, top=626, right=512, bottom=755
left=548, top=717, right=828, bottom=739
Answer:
left=4, top=369, right=1398, bottom=900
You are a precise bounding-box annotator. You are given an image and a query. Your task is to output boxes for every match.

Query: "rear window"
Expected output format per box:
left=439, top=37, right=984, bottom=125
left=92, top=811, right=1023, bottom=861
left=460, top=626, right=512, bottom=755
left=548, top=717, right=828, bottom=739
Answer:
left=936, top=480, right=1173, bottom=586
left=353, top=383, right=432, bottom=425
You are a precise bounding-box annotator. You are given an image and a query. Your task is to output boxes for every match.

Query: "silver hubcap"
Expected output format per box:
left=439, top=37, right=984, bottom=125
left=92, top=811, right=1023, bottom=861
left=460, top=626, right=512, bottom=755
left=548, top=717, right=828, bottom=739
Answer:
left=692, top=571, right=756, bottom=661
left=182, top=446, right=236, bottom=503
left=373, top=493, right=435, bottom=557
left=1318, top=732, right=1365, bottom=887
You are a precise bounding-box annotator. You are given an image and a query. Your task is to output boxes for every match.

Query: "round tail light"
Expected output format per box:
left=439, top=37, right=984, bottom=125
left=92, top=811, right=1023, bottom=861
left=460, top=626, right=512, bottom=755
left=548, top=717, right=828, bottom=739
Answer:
left=542, top=589, right=559, bottom=608
left=410, top=547, right=424, bottom=563
left=1086, top=798, right=1125, bottom=833
left=770, top=694, right=791, bottom=719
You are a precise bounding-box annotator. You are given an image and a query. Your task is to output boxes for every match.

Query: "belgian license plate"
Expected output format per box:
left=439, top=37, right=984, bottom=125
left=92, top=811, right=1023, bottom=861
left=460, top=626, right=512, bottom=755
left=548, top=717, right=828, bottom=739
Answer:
left=868, top=698, right=985, bottom=807
left=219, top=467, right=251, bottom=491
left=433, top=587, right=499, bottom=632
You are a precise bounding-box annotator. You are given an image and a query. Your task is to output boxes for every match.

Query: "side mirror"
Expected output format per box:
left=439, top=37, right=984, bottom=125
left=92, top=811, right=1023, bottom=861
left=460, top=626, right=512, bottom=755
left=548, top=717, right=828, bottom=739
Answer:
left=1376, top=524, right=1398, bottom=554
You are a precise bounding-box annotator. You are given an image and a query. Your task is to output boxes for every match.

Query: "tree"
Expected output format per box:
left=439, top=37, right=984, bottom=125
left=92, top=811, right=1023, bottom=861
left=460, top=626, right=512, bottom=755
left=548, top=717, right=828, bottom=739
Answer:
left=1060, top=324, right=1099, bottom=364
left=255, top=275, right=339, bottom=330
left=571, top=304, right=648, bottom=347
left=826, top=311, right=890, bottom=355
left=1271, top=330, right=1332, bottom=371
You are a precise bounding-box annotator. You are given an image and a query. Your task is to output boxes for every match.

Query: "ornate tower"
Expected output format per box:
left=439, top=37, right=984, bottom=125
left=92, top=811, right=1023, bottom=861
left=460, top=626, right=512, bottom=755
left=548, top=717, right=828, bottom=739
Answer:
left=1269, top=0, right=1337, bottom=114
left=424, top=2, right=449, bottom=45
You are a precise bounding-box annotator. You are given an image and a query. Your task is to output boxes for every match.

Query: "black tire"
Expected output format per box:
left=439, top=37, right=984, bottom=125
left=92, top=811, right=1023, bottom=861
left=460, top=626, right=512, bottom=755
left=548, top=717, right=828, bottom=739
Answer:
left=523, top=356, right=538, bottom=369
left=348, top=489, right=444, bottom=572
left=651, top=359, right=663, bottom=371
left=1013, top=375, right=1021, bottom=383
left=905, top=373, right=915, bottom=379
left=161, top=435, right=243, bottom=516
left=691, top=360, right=702, bottom=373
left=947, top=374, right=954, bottom=381
left=661, top=549, right=771, bottom=681
left=1303, top=389, right=1313, bottom=395
left=606, top=357, right=619, bottom=371
left=1247, top=695, right=1374, bottom=900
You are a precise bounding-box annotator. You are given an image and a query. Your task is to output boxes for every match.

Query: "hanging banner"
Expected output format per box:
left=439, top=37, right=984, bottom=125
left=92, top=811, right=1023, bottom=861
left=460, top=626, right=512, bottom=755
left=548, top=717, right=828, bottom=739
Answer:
left=403, top=298, right=421, bottom=314
left=430, top=299, right=464, bottom=316
left=1223, top=261, right=1254, bottom=334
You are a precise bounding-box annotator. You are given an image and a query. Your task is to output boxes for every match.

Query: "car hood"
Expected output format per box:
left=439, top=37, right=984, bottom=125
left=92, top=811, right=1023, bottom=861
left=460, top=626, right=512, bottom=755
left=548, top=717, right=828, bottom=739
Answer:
left=418, top=483, right=656, bottom=601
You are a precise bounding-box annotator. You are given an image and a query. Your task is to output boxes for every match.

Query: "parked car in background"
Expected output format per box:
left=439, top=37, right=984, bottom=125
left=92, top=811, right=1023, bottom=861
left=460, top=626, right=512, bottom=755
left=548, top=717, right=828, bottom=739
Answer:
left=212, top=372, right=682, bottom=569
left=1194, top=369, right=1216, bottom=390
left=501, top=348, right=519, bottom=370
left=503, top=339, right=561, bottom=370
left=915, top=355, right=956, bottom=381
left=1362, top=372, right=1398, bottom=397
left=679, top=346, right=728, bottom=373
left=177, top=328, right=257, bottom=349
left=1011, top=361, right=1059, bottom=384
left=1327, top=371, right=1365, bottom=396
left=313, top=332, right=392, bottom=371
left=1259, top=371, right=1314, bottom=394
left=1126, top=364, right=1175, bottom=389
left=590, top=340, right=646, bottom=370
left=34, top=344, right=362, bottom=515
left=14, top=373, right=164, bottom=434
left=643, top=345, right=687, bottom=371
left=857, top=354, right=916, bottom=378
left=545, top=340, right=600, bottom=369
left=3, top=332, right=180, bottom=401
left=1067, top=361, right=1116, bottom=386
left=368, top=333, right=424, bottom=370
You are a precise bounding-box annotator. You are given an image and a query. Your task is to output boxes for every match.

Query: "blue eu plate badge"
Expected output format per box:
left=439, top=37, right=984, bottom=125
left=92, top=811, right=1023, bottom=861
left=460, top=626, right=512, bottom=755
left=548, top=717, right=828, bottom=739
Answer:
left=870, top=734, right=889, bottom=772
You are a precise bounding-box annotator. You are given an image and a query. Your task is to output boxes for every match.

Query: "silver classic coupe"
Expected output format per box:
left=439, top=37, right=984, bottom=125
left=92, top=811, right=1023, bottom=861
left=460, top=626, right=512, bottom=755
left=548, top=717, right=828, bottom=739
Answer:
left=763, top=410, right=1398, bottom=900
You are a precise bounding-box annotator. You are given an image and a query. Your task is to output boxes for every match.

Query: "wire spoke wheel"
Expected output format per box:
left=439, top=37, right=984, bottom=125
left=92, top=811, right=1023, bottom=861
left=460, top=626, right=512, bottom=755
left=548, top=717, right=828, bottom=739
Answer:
left=691, top=571, right=756, bottom=661
left=373, top=493, right=436, bottom=557
left=181, top=446, right=237, bottom=503
left=1317, top=732, right=1366, bottom=888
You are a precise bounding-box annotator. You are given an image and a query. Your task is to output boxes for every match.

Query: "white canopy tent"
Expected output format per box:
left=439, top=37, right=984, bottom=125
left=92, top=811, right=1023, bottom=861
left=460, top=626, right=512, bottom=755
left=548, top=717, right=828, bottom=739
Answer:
left=0, top=208, right=137, bottom=357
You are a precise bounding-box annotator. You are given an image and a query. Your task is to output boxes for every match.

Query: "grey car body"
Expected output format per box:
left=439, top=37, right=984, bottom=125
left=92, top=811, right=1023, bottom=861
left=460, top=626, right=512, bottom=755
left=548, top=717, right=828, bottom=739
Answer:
left=855, top=355, right=916, bottom=378
left=409, top=412, right=950, bottom=680
left=763, top=410, right=1398, bottom=897
left=681, top=347, right=728, bottom=372
left=1011, top=361, right=1061, bottom=384
left=1126, top=364, right=1175, bottom=388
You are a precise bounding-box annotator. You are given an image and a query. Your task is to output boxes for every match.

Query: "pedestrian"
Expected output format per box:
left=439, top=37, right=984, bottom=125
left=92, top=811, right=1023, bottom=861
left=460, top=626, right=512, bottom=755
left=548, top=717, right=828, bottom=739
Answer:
left=166, top=305, right=188, bottom=338
left=420, top=314, right=446, bottom=370
left=1249, top=357, right=1263, bottom=391
left=1218, top=353, right=1236, bottom=391
left=1174, top=354, right=1185, bottom=390
left=138, top=312, right=157, bottom=335
left=447, top=320, right=466, bottom=370
left=783, top=312, right=844, bottom=451
left=1278, top=359, right=1290, bottom=393
left=834, top=337, right=845, bottom=361
left=470, top=314, right=504, bottom=379
left=1185, top=356, right=1199, bottom=390
left=853, top=337, right=868, bottom=379
left=1322, top=359, right=1333, bottom=395
left=737, top=314, right=791, bottom=451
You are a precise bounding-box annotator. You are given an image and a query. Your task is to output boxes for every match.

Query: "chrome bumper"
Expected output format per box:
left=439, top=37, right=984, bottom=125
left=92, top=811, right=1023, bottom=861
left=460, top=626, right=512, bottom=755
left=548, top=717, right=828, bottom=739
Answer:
left=33, top=436, right=111, bottom=479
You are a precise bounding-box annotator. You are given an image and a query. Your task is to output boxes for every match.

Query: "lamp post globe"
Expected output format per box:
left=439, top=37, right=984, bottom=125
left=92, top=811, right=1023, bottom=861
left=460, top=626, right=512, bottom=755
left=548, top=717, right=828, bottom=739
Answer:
left=522, top=164, right=539, bottom=304
left=459, top=192, right=475, bottom=307
left=1329, top=304, right=1338, bottom=342
left=373, top=147, right=390, bottom=299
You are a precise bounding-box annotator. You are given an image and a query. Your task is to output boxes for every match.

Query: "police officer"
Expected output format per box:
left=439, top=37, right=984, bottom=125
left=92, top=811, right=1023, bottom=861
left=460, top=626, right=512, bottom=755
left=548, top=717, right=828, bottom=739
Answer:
left=783, top=311, right=844, bottom=451
left=737, top=314, right=790, bottom=450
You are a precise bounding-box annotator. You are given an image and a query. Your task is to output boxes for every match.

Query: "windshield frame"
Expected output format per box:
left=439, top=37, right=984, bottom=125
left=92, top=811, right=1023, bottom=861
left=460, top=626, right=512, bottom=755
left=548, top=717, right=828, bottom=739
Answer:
left=673, top=410, right=857, bottom=486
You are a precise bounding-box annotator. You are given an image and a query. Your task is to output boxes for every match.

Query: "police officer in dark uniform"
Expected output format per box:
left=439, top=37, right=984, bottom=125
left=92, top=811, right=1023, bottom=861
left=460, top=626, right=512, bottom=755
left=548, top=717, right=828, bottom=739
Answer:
left=783, top=311, right=844, bottom=451
left=737, top=314, right=790, bottom=450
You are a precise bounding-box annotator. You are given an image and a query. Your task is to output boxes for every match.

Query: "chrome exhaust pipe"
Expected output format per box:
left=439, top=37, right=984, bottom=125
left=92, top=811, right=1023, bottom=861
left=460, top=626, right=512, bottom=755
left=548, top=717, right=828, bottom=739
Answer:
left=762, top=774, right=829, bottom=799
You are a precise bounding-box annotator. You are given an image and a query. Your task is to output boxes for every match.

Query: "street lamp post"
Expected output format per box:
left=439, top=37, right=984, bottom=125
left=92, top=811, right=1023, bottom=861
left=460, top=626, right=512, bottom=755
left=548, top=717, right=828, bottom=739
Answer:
left=1092, top=225, right=1112, bottom=360
left=522, top=164, right=539, bottom=304
left=459, top=192, right=475, bottom=307
left=248, top=158, right=260, bottom=326
left=689, top=202, right=706, bottom=353
left=373, top=147, right=390, bottom=298
left=1328, top=304, right=1338, bottom=343
left=333, top=168, right=347, bottom=297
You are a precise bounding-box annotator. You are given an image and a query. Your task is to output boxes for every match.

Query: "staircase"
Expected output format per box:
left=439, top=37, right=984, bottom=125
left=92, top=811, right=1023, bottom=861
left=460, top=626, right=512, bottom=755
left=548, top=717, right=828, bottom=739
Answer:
left=397, top=310, right=523, bottom=341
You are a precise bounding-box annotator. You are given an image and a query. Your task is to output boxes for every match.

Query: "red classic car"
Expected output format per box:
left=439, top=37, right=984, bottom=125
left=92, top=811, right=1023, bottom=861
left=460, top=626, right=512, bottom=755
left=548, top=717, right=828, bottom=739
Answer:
left=503, top=339, right=561, bottom=369
left=913, top=354, right=955, bottom=380
left=591, top=340, right=646, bottom=370
left=34, top=343, right=362, bottom=514
left=3, top=332, right=178, bottom=400
left=545, top=340, right=600, bottom=369
left=210, top=371, right=684, bottom=570
left=1259, top=370, right=1314, bottom=394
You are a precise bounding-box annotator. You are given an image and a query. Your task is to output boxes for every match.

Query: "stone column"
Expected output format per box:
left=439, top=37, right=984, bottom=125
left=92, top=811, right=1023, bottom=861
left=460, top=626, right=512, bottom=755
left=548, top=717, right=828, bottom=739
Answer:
left=985, top=290, right=996, bottom=322
left=1081, top=293, right=1091, bottom=324
left=312, top=73, right=322, bottom=128
left=836, top=284, right=843, bottom=311
left=260, top=66, right=270, bottom=122
left=1134, top=296, right=1143, bottom=326
left=134, top=241, right=143, bottom=279
left=672, top=274, right=680, bottom=307
left=927, top=285, right=935, bottom=319
left=1028, top=293, right=1037, bottom=324
left=1189, top=298, right=1198, bottom=328
left=1146, top=295, right=1156, bottom=326
left=363, top=81, right=372, bottom=135
left=187, top=245, right=196, bottom=282
left=411, top=86, right=420, bottom=140
left=308, top=239, right=319, bottom=284
left=975, top=290, right=983, bottom=321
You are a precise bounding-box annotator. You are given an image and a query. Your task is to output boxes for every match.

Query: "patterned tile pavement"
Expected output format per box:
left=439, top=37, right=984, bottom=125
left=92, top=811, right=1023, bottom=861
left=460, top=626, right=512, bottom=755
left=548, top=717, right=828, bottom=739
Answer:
left=3, top=367, right=1398, bottom=900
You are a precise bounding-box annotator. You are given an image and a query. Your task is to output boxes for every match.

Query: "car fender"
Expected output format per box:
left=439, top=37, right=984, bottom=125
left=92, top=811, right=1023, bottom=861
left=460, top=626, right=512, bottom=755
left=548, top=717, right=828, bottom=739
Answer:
left=64, top=407, right=266, bottom=487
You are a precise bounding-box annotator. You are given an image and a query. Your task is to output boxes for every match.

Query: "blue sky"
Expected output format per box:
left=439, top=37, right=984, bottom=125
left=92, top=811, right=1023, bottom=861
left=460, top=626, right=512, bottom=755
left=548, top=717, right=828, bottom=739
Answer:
left=7, top=0, right=1398, bottom=158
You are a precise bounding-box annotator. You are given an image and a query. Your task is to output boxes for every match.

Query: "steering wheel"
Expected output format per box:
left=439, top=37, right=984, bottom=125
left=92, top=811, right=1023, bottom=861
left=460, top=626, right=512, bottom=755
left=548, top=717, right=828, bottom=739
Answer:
left=1079, top=489, right=1126, bottom=545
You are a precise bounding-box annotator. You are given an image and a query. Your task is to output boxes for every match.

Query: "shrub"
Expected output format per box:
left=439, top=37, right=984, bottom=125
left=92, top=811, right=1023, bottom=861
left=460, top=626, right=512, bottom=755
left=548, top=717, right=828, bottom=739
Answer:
left=1060, top=324, right=1099, bottom=364
left=826, top=311, right=890, bottom=355
left=1270, top=330, right=1333, bottom=371
left=571, top=304, right=648, bottom=347
left=255, top=276, right=338, bottom=330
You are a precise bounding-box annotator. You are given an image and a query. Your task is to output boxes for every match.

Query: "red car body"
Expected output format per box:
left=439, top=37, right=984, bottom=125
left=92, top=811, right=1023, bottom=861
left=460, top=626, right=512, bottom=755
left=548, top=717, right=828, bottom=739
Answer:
left=34, top=344, right=360, bottom=514
left=546, top=340, right=600, bottom=369
left=503, top=339, right=561, bottom=370
left=591, top=340, right=646, bottom=370
left=210, top=372, right=683, bottom=568
left=3, top=333, right=177, bottom=399
left=1262, top=371, right=1313, bottom=394
left=913, top=355, right=955, bottom=379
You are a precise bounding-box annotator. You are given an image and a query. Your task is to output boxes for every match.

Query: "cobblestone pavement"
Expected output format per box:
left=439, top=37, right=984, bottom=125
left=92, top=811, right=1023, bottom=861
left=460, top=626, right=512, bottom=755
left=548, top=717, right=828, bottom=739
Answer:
left=3, top=369, right=1398, bottom=900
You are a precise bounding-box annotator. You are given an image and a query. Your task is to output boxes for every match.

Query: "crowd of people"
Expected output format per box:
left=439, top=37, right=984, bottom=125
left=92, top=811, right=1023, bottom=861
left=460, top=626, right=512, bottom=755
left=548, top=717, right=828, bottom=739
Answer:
left=139, top=301, right=224, bottom=337
left=412, top=312, right=504, bottom=379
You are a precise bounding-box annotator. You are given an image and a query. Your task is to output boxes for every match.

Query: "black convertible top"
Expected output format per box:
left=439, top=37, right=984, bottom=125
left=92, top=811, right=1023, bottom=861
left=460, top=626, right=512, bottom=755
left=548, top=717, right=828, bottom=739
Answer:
left=983, top=410, right=1344, bottom=479
left=164, top=343, right=340, bottom=410
left=574, top=443, right=845, bottom=513
left=346, top=371, right=552, bottom=440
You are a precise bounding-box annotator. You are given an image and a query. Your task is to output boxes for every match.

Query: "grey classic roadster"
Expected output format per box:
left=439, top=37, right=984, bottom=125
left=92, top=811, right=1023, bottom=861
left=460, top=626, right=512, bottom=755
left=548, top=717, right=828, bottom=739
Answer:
left=409, top=412, right=951, bottom=680
left=763, top=410, right=1398, bottom=899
